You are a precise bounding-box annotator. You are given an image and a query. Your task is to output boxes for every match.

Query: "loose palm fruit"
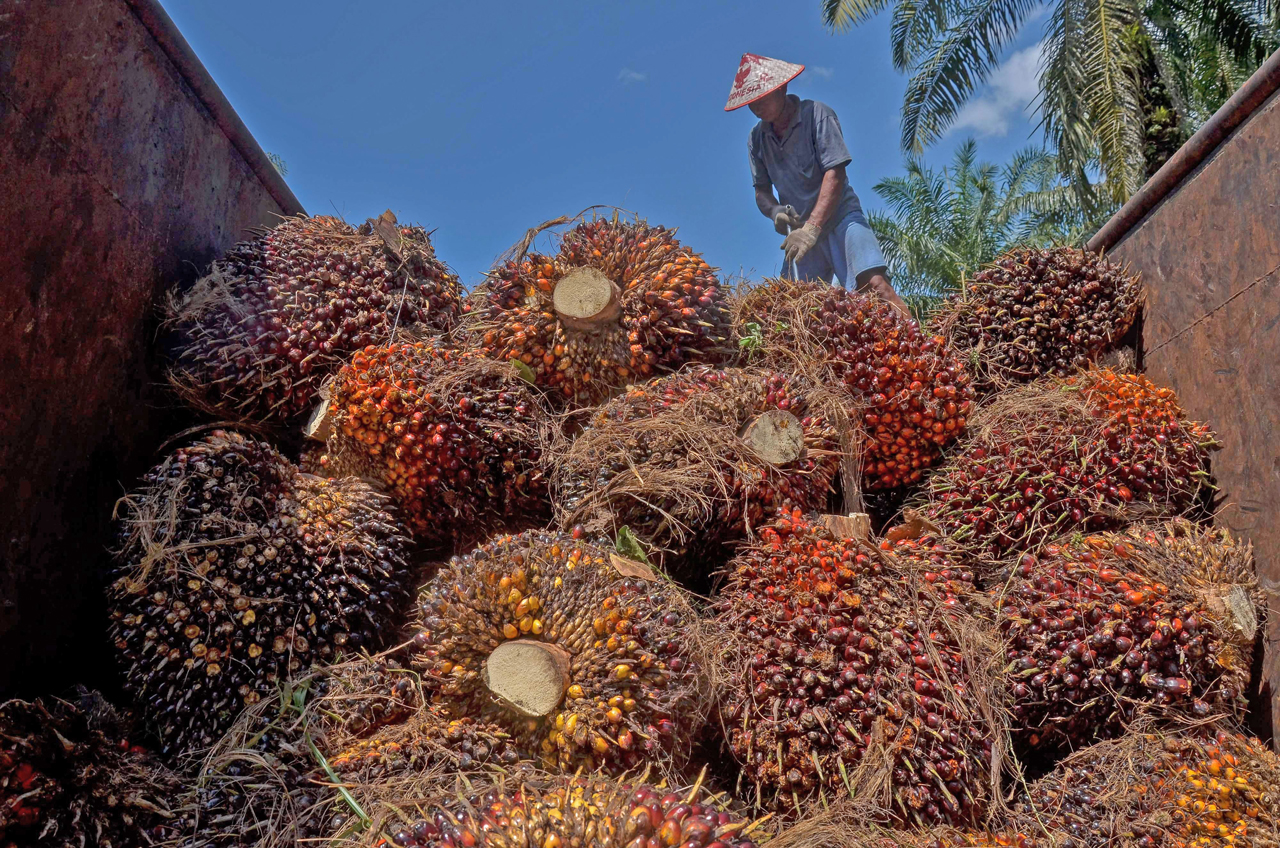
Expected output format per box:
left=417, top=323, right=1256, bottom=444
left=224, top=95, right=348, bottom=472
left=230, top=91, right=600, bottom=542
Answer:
left=922, top=369, right=1218, bottom=564
left=471, top=215, right=731, bottom=407
left=1001, top=523, right=1260, bottom=752
left=408, top=530, right=707, bottom=775
left=166, top=212, right=462, bottom=425
left=1008, top=729, right=1280, bottom=847
left=733, top=278, right=972, bottom=490
left=554, top=366, right=841, bottom=574
left=373, top=776, right=762, bottom=848
left=0, top=690, right=182, bottom=848
left=934, top=246, right=1143, bottom=394
left=716, top=513, right=995, bottom=825
left=108, top=430, right=412, bottom=756
left=322, top=341, right=550, bottom=545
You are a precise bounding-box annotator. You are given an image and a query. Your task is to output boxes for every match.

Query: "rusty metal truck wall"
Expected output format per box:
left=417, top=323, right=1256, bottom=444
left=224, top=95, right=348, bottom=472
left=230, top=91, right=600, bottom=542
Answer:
left=1090, top=51, right=1280, bottom=741
left=0, top=0, right=301, bottom=696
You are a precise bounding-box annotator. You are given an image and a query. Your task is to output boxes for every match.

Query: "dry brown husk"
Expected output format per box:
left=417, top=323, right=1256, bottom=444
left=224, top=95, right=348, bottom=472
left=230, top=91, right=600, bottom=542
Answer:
left=549, top=366, right=850, bottom=573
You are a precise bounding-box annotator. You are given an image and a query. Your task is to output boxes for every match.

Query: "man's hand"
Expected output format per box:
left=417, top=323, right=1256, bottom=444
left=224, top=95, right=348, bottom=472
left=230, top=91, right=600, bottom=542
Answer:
left=770, top=205, right=800, bottom=235
left=782, top=222, right=821, bottom=264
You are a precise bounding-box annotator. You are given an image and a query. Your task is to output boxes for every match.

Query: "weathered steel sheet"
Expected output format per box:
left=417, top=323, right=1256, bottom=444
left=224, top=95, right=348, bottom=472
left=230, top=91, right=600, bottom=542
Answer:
left=1105, top=89, right=1280, bottom=741
left=0, top=0, right=296, bottom=695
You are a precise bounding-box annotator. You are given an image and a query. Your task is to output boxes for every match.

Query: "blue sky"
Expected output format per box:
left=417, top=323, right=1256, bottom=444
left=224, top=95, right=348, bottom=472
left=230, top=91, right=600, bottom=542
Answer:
left=161, top=0, right=1047, bottom=285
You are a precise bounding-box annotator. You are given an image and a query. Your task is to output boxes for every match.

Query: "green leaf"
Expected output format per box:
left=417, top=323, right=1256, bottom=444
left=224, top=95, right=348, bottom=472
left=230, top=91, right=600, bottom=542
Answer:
left=510, top=358, right=536, bottom=385
left=615, top=527, right=652, bottom=565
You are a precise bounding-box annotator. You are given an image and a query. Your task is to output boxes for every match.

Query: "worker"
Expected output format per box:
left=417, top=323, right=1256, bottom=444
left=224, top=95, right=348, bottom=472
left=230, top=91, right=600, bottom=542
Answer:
left=725, top=53, right=910, bottom=315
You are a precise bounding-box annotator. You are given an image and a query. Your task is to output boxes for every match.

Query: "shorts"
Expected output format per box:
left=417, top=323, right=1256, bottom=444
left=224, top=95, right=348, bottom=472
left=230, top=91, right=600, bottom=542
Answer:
left=787, top=210, right=888, bottom=288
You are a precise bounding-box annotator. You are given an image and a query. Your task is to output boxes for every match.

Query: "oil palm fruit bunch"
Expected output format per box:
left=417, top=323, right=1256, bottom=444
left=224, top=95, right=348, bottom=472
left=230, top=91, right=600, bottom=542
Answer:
left=1005, top=729, right=1280, bottom=847
left=166, top=212, right=462, bottom=425
left=372, top=776, right=763, bottom=848
left=108, top=430, right=412, bottom=756
left=715, top=512, right=996, bottom=825
left=0, top=690, right=181, bottom=847
left=1000, top=524, right=1259, bottom=752
left=922, top=369, right=1218, bottom=564
left=554, top=366, right=841, bottom=572
left=331, top=710, right=526, bottom=780
left=471, top=215, right=731, bottom=407
left=408, top=530, right=707, bottom=776
left=320, top=341, right=551, bottom=546
left=934, top=246, right=1143, bottom=395
left=733, top=278, right=972, bottom=490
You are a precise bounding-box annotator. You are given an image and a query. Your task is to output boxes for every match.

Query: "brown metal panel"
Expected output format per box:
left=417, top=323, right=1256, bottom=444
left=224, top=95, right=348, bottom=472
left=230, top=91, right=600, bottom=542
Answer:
left=1104, top=89, right=1280, bottom=743
left=0, top=0, right=296, bottom=695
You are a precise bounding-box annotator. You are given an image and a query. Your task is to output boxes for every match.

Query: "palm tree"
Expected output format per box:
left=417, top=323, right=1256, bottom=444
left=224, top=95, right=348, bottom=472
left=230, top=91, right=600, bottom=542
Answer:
left=822, top=0, right=1277, bottom=209
left=869, top=140, right=1100, bottom=316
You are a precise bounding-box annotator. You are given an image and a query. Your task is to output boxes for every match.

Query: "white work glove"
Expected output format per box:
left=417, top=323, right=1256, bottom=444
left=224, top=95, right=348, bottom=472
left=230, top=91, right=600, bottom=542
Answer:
left=782, top=222, right=821, bottom=265
left=769, top=204, right=801, bottom=236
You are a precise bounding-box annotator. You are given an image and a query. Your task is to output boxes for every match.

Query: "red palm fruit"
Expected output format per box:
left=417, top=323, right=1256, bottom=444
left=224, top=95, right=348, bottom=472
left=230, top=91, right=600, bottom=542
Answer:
left=108, top=431, right=413, bottom=757
left=166, top=213, right=462, bottom=425
left=1007, top=729, right=1280, bottom=847
left=0, top=690, right=182, bottom=847
left=716, top=513, right=996, bottom=825
left=922, top=369, right=1218, bottom=564
left=934, top=246, right=1144, bottom=395
left=372, top=776, right=763, bottom=848
left=1000, top=522, right=1259, bottom=752
left=470, top=215, right=731, bottom=407
left=733, top=279, right=973, bottom=490
left=553, top=366, right=841, bottom=575
left=407, top=530, right=707, bottom=776
left=322, top=341, right=551, bottom=546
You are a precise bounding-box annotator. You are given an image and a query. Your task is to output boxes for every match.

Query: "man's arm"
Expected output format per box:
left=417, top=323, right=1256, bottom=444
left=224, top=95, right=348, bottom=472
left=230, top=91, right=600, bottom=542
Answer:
left=755, top=186, right=781, bottom=218
left=807, top=164, right=846, bottom=231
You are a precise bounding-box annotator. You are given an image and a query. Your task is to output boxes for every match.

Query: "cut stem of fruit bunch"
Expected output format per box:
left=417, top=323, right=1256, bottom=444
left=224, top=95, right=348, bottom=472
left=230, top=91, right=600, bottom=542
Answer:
left=471, top=214, right=732, bottom=407
left=715, top=512, right=999, bottom=826
left=403, top=530, right=708, bottom=776
left=165, top=212, right=462, bottom=426
left=108, top=430, right=412, bottom=757
left=731, top=278, right=972, bottom=491
left=920, top=368, right=1219, bottom=566
left=552, top=366, right=841, bottom=579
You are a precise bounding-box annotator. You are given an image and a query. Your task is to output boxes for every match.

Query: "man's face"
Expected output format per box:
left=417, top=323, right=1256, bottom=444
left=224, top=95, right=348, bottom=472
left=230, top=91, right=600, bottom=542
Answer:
left=747, top=86, right=788, bottom=122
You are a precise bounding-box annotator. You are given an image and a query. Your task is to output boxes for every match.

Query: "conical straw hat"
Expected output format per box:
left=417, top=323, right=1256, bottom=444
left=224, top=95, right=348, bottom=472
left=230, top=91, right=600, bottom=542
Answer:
left=724, top=53, right=805, bottom=111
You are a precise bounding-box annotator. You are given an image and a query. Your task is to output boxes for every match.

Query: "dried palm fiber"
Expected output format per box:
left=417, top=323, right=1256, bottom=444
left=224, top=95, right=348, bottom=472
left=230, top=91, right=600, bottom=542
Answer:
left=318, top=341, right=552, bottom=546
left=108, top=430, right=413, bottom=757
left=366, top=773, right=767, bottom=848
left=552, top=365, right=842, bottom=576
left=714, top=512, right=1005, bottom=826
left=998, top=521, right=1261, bottom=753
left=162, top=668, right=340, bottom=848
left=1001, top=728, right=1280, bottom=848
left=0, top=689, right=183, bottom=848
left=317, top=650, right=530, bottom=784
left=469, top=213, right=732, bottom=407
left=732, top=278, right=972, bottom=491
left=407, top=529, right=709, bottom=777
left=931, top=246, right=1143, bottom=396
left=166, top=212, right=462, bottom=425
left=920, top=369, right=1218, bottom=566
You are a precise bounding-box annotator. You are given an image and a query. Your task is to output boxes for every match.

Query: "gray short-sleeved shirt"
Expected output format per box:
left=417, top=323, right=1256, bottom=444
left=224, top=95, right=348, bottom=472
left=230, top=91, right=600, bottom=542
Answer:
left=749, top=95, right=867, bottom=228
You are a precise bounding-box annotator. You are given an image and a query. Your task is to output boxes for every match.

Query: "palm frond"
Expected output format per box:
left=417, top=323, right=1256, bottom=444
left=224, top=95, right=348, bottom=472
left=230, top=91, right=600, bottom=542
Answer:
left=899, top=0, right=1045, bottom=152
left=822, top=0, right=896, bottom=30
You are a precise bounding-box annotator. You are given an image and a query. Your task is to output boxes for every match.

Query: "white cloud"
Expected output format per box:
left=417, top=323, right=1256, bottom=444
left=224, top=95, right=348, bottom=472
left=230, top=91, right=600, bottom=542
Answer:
left=618, top=68, right=647, bottom=85
left=950, top=42, right=1044, bottom=138
left=809, top=65, right=835, bottom=80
